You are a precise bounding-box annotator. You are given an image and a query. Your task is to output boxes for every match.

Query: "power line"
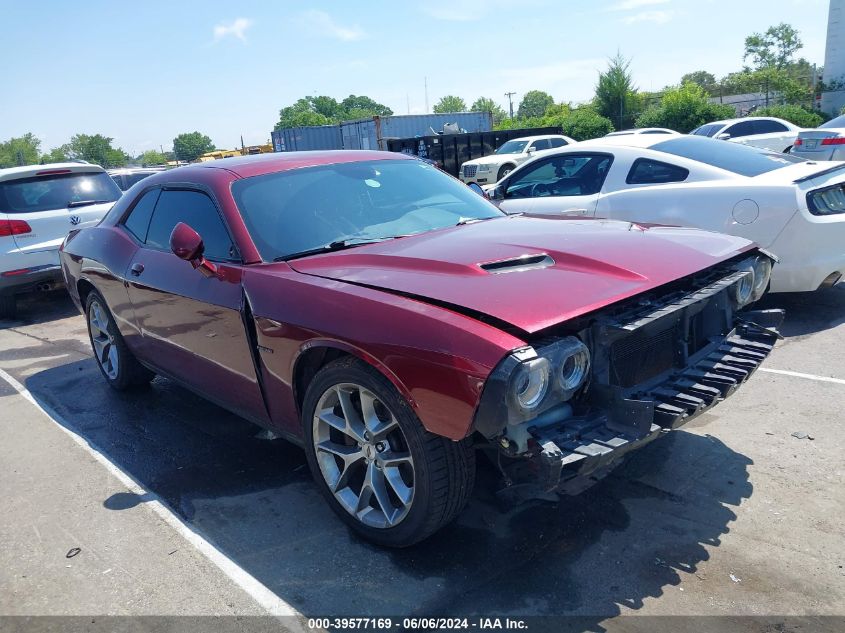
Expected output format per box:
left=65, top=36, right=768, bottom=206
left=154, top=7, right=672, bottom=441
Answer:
left=504, top=91, right=516, bottom=119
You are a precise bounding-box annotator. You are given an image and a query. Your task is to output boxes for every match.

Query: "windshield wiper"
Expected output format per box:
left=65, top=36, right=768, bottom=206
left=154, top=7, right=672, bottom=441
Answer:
left=67, top=199, right=112, bottom=208
left=276, top=236, right=407, bottom=262
left=455, top=216, right=496, bottom=226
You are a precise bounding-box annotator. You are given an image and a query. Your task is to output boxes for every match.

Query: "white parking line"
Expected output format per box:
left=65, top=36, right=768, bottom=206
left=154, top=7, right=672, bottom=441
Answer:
left=0, top=366, right=304, bottom=624
left=759, top=367, right=845, bottom=386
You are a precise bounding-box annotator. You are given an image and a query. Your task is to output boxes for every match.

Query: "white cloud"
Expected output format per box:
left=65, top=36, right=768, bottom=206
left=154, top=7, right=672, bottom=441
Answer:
left=608, top=0, right=670, bottom=10
left=213, top=17, right=253, bottom=43
left=623, top=10, right=673, bottom=24
left=300, top=10, right=365, bottom=41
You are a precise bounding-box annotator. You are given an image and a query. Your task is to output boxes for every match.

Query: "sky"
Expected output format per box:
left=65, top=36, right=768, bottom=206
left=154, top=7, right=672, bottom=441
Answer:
left=1, top=0, right=832, bottom=155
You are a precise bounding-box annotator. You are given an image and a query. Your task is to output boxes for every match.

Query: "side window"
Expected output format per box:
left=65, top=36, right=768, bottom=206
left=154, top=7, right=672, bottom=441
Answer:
left=753, top=120, right=788, bottom=134
left=549, top=137, right=568, bottom=148
left=123, top=189, right=160, bottom=242
left=505, top=154, right=613, bottom=198
left=145, top=190, right=236, bottom=261
left=110, top=175, right=125, bottom=190
left=626, top=159, right=690, bottom=185
left=530, top=139, right=552, bottom=151
left=724, top=121, right=755, bottom=138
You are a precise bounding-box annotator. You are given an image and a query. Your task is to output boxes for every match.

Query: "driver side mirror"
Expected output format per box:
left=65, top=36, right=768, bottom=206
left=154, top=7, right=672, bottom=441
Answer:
left=716, top=133, right=731, bottom=140
left=170, top=222, right=218, bottom=278
left=488, top=184, right=505, bottom=202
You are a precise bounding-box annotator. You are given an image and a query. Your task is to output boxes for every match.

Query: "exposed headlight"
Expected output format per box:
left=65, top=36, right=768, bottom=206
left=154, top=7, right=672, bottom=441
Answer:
left=751, top=255, right=772, bottom=301
left=509, top=357, right=550, bottom=411
left=731, top=265, right=755, bottom=308
left=556, top=337, right=591, bottom=398
left=731, top=253, right=774, bottom=307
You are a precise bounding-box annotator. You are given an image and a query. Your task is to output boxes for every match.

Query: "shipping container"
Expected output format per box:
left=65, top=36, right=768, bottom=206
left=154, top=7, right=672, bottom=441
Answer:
left=385, top=127, right=563, bottom=178
left=271, top=125, right=342, bottom=152
left=341, top=113, right=492, bottom=151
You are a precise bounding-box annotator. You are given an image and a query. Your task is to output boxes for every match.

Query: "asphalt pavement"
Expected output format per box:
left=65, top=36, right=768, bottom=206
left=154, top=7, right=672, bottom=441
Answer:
left=0, top=288, right=843, bottom=630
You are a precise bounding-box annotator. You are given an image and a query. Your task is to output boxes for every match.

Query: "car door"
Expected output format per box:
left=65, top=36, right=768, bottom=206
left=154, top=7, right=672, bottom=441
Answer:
left=496, top=153, right=613, bottom=216
left=122, top=186, right=269, bottom=424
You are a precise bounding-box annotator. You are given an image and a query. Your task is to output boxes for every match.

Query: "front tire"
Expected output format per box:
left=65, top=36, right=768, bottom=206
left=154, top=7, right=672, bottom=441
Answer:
left=85, top=290, right=154, bottom=390
left=497, top=164, right=515, bottom=180
left=302, top=358, right=475, bottom=547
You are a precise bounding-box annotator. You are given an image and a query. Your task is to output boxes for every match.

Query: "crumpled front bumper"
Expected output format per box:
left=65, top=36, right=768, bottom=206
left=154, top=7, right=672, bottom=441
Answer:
left=500, top=309, right=783, bottom=502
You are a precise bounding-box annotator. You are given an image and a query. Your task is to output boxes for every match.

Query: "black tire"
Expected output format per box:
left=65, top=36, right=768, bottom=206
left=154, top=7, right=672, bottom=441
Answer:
left=497, top=164, right=515, bottom=181
left=85, top=290, right=154, bottom=390
left=0, top=295, right=16, bottom=320
left=302, top=357, right=475, bottom=547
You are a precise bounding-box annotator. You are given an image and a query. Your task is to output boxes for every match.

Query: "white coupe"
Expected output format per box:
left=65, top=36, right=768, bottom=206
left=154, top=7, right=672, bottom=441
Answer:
left=690, top=116, right=800, bottom=154
left=459, top=134, right=575, bottom=185
left=486, top=135, right=845, bottom=293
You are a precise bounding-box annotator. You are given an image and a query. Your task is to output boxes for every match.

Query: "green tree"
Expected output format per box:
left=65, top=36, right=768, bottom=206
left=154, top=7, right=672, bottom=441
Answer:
left=594, top=53, right=642, bottom=130
left=433, top=95, right=467, bottom=113
left=558, top=107, right=614, bottom=141
left=681, top=70, right=718, bottom=95
left=62, top=134, right=128, bottom=168
left=0, top=133, right=41, bottom=167
left=340, top=95, right=393, bottom=117
left=635, top=83, right=735, bottom=133
left=470, top=97, right=507, bottom=125
left=41, top=146, right=70, bottom=164
left=753, top=104, right=823, bottom=128
left=517, top=90, right=554, bottom=119
left=172, top=132, right=215, bottom=162
left=140, top=150, right=168, bottom=166
left=744, top=23, right=803, bottom=71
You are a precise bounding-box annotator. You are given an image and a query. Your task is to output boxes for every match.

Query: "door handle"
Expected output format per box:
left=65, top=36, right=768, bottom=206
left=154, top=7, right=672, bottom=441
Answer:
left=563, top=208, right=589, bottom=215
left=130, top=263, right=145, bottom=276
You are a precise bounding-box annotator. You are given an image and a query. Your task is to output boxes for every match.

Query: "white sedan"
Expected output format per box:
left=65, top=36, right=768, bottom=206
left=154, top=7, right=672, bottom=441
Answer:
left=459, top=134, right=575, bottom=185
left=690, top=116, right=800, bottom=153
left=486, top=135, right=845, bottom=293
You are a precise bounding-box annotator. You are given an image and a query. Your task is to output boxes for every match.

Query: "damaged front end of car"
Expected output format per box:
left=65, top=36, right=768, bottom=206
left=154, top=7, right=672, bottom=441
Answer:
left=473, top=250, right=783, bottom=503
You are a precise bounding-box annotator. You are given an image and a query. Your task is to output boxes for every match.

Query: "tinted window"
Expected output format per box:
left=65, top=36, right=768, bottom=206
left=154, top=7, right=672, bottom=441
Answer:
left=753, top=120, right=788, bottom=134
left=0, top=171, right=121, bottom=214
left=145, top=190, right=236, bottom=260
left=505, top=154, right=613, bottom=198
left=530, top=139, right=551, bottom=151
left=626, top=159, right=689, bottom=184
left=125, top=172, right=156, bottom=188
left=110, top=175, right=125, bottom=190
left=651, top=136, right=803, bottom=176
left=820, top=115, right=845, bottom=129
left=690, top=124, right=724, bottom=137
left=723, top=121, right=755, bottom=138
left=123, top=189, right=160, bottom=242
left=231, top=159, right=502, bottom=261
left=549, top=137, right=568, bottom=148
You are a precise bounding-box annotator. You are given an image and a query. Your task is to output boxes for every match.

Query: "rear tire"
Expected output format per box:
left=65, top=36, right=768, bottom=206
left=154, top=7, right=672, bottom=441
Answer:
left=85, top=290, right=154, bottom=390
left=0, top=295, right=16, bottom=320
left=302, top=357, right=475, bottom=547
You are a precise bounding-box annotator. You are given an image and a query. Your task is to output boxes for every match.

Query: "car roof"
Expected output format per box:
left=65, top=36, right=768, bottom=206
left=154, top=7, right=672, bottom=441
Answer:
left=704, top=116, right=788, bottom=126
left=150, top=150, right=413, bottom=180
left=605, top=128, right=678, bottom=136
left=0, top=162, right=106, bottom=183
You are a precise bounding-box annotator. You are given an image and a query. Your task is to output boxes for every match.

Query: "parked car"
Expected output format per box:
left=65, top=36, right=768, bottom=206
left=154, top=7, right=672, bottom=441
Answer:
left=0, top=163, right=122, bottom=318
left=690, top=117, right=800, bottom=153
left=108, top=167, right=166, bottom=191
left=605, top=128, right=679, bottom=137
left=486, top=135, right=845, bottom=293
left=60, top=151, right=780, bottom=546
left=459, top=135, right=576, bottom=185
left=791, top=114, right=845, bottom=161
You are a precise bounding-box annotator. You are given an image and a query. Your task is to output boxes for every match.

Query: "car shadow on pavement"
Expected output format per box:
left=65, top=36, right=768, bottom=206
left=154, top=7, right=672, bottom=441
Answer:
left=24, top=357, right=753, bottom=625
left=758, top=284, right=845, bottom=337
left=0, top=290, right=78, bottom=330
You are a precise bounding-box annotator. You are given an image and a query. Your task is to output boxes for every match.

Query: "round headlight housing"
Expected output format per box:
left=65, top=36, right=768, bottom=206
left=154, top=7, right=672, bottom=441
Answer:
left=732, top=265, right=755, bottom=308
left=557, top=337, right=591, bottom=397
left=751, top=255, right=772, bottom=301
left=509, top=357, right=550, bottom=411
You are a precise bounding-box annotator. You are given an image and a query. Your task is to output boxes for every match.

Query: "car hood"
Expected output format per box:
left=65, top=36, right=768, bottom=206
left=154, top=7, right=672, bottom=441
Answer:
left=288, top=216, right=754, bottom=334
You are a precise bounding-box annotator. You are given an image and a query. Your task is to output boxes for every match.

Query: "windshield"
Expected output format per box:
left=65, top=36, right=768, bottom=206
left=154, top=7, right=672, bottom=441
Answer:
left=0, top=171, right=121, bottom=213
left=495, top=140, right=529, bottom=154
left=690, top=123, right=725, bottom=137
left=232, top=159, right=504, bottom=261
left=820, top=115, right=845, bottom=129
left=650, top=136, right=804, bottom=177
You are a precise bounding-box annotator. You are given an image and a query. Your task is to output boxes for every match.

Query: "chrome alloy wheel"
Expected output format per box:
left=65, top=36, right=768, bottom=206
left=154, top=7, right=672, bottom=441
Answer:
left=312, top=383, right=415, bottom=528
left=88, top=299, right=119, bottom=380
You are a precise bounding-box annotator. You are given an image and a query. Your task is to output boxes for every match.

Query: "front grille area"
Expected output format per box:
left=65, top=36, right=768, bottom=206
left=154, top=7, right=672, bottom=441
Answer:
left=463, top=164, right=478, bottom=177
left=610, top=326, right=677, bottom=388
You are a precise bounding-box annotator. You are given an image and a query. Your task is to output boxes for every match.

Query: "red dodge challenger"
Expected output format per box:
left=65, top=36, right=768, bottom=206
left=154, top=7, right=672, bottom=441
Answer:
left=60, top=151, right=782, bottom=546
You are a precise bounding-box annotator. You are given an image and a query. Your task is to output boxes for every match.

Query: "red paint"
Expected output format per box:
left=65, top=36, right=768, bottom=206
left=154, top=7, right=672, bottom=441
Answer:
left=61, top=151, right=758, bottom=442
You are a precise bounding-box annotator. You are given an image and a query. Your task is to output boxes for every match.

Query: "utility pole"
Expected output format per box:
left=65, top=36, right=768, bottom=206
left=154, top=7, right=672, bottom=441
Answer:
left=504, top=91, right=516, bottom=119
left=424, top=77, right=429, bottom=114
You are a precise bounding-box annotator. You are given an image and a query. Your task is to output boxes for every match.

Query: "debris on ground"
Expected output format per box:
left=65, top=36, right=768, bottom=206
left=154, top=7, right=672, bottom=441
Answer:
left=729, top=574, right=741, bottom=583
left=791, top=432, right=814, bottom=440
left=65, top=548, right=81, bottom=559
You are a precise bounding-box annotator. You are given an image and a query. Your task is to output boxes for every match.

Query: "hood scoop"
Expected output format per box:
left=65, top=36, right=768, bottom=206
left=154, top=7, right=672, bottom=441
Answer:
left=479, top=253, right=554, bottom=274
